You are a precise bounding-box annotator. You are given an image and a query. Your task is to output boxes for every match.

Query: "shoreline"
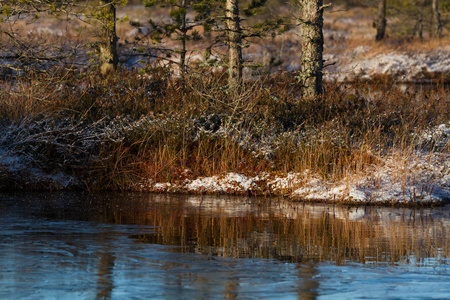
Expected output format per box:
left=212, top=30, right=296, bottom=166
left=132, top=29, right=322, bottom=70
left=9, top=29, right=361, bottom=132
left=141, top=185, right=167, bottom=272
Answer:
left=0, top=184, right=446, bottom=208
left=0, top=82, right=449, bottom=207
left=2, top=158, right=449, bottom=207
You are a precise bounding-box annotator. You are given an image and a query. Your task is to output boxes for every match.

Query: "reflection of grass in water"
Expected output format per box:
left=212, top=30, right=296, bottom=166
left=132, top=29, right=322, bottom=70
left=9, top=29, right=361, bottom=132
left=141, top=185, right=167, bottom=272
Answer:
left=131, top=206, right=449, bottom=266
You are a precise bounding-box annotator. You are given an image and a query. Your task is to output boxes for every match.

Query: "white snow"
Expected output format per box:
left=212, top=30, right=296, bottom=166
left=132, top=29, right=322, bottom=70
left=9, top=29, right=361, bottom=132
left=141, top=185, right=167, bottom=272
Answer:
left=137, top=151, right=450, bottom=204
left=266, top=172, right=306, bottom=193
left=327, top=51, right=450, bottom=82
left=185, top=173, right=257, bottom=193
left=1, top=112, right=449, bottom=205
left=420, top=122, right=450, bottom=149
left=138, top=129, right=450, bottom=204
left=132, top=122, right=450, bottom=204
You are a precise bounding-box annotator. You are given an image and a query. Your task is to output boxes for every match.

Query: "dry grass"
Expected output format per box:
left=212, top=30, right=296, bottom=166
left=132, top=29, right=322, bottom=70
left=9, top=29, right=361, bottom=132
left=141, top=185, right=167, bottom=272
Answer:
left=0, top=3, right=449, bottom=192
left=0, top=65, right=448, bottom=192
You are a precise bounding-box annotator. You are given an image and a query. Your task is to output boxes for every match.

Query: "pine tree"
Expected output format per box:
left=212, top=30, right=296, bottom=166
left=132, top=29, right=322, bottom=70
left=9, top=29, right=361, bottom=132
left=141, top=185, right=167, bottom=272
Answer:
left=0, top=0, right=127, bottom=74
left=375, top=0, right=387, bottom=41
left=432, top=0, right=442, bottom=38
left=211, top=0, right=287, bottom=86
left=142, top=0, right=214, bottom=76
left=96, top=0, right=121, bottom=74
left=225, top=0, right=243, bottom=86
left=0, top=1, right=77, bottom=71
left=297, top=0, right=328, bottom=99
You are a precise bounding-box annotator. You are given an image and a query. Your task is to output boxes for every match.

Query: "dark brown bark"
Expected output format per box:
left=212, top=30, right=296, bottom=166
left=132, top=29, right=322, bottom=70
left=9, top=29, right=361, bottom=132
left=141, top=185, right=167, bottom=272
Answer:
left=417, top=17, right=423, bottom=40
left=375, top=0, right=386, bottom=41
left=299, top=0, right=325, bottom=100
left=99, top=0, right=119, bottom=74
left=226, top=0, right=243, bottom=87
left=179, top=0, right=189, bottom=76
left=432, top=0, right=442, bottom=38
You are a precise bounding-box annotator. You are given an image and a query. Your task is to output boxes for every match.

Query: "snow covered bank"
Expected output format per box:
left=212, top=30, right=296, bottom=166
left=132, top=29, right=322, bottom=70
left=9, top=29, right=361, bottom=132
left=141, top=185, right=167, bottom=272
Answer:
left=135, top=122, right=450, bottom=205
left=137, top=150, right=450, bottom=205
left=1, top=117, right=449, bottom=205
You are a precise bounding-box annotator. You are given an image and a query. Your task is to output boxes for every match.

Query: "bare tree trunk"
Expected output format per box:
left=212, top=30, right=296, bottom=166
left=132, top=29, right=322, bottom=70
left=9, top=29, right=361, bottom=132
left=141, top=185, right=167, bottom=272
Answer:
left=432, top=0, right=442, bottom=38
left=299, top=0, right=325, bottom=100
left=414, top=0, right=425, bottom=40
left=226, top=0, right=242, bottom=87
left=375, top=0, right=386, bottom=41
left=99, top=0, right=118, bottom=74
left=417, top=16, right=423, bottom=40
left=179, top=0, right=188, bottom=77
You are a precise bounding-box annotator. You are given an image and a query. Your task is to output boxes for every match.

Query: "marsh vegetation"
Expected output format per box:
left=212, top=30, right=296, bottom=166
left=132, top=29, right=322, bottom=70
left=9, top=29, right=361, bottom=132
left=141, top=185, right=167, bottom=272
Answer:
left=0, top=1, right=449, bottom=204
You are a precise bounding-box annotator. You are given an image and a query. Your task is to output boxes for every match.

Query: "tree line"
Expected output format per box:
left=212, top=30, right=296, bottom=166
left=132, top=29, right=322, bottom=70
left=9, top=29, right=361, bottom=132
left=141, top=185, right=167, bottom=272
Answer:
left=0, top=0, right=447, bottom=99
left=375, top=0, right=443, bottom=40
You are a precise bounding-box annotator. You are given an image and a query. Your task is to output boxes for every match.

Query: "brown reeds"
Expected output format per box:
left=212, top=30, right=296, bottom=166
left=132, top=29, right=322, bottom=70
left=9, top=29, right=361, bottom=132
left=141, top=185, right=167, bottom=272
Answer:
left=0, top=65, right=448, bottom=192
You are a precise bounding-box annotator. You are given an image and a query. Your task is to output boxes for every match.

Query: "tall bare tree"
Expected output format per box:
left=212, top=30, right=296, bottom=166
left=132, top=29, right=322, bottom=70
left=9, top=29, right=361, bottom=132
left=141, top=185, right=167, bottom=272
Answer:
left=431, top=0, right=442, bottom=38
left=298, top=0, right=327, bottom=100
left=375, top=0, right=386, bottom=41
left=225, top=0, right=243, bottom=87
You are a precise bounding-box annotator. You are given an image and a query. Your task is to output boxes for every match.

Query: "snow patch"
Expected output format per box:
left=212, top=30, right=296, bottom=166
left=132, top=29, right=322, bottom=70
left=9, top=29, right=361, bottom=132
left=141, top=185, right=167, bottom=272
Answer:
left=142, top=149, right=450, bottom=205
left=327, top=51, right=450, bottom=82
left=420, top=122, right=450, bottom=149
left=185, top=173, right=257, bottom=193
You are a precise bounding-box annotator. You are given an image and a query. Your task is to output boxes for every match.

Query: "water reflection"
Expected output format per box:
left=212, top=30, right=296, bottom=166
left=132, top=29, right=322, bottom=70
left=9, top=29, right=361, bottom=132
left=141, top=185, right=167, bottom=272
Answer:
left=0, top=192, right=449, bottom=299
left=296, top=264, right=319, bottom=300
left=96, top=234, right=115, bottom=300
left=56, top=192, right=447, bottom=266
left=9, top=192, right=450, bottom=265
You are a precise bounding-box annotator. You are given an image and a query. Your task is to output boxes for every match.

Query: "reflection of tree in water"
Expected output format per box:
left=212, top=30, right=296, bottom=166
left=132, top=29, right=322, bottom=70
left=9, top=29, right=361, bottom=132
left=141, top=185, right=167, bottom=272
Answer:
left=225, top=278, right=239, bottom=299
left=96, top=232, right=115, bottom=299
left=296, top=263, right=319, bottom=300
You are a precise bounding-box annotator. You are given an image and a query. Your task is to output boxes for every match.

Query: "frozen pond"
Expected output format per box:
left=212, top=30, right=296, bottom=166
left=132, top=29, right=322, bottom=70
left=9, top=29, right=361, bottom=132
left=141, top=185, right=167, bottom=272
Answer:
left=0, top=192, right=449, bottom=299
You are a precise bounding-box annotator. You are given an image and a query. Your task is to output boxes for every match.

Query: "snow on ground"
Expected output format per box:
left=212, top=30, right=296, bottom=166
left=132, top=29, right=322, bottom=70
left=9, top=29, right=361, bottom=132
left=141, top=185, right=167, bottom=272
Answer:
left=185, top=173, right=258, bottom=193
left=420, top=122, right=450, bottom=149
left=325, top=48, right=450, bottom=82
left=138, top=122, right=450, bottom=205
left=1, top=117, right=449, bottom=204
left=161, top=46, right=450, bottom=83
left=138, top=150, right=450, bottom=205
left=140, top=155, right=449, bottom=204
